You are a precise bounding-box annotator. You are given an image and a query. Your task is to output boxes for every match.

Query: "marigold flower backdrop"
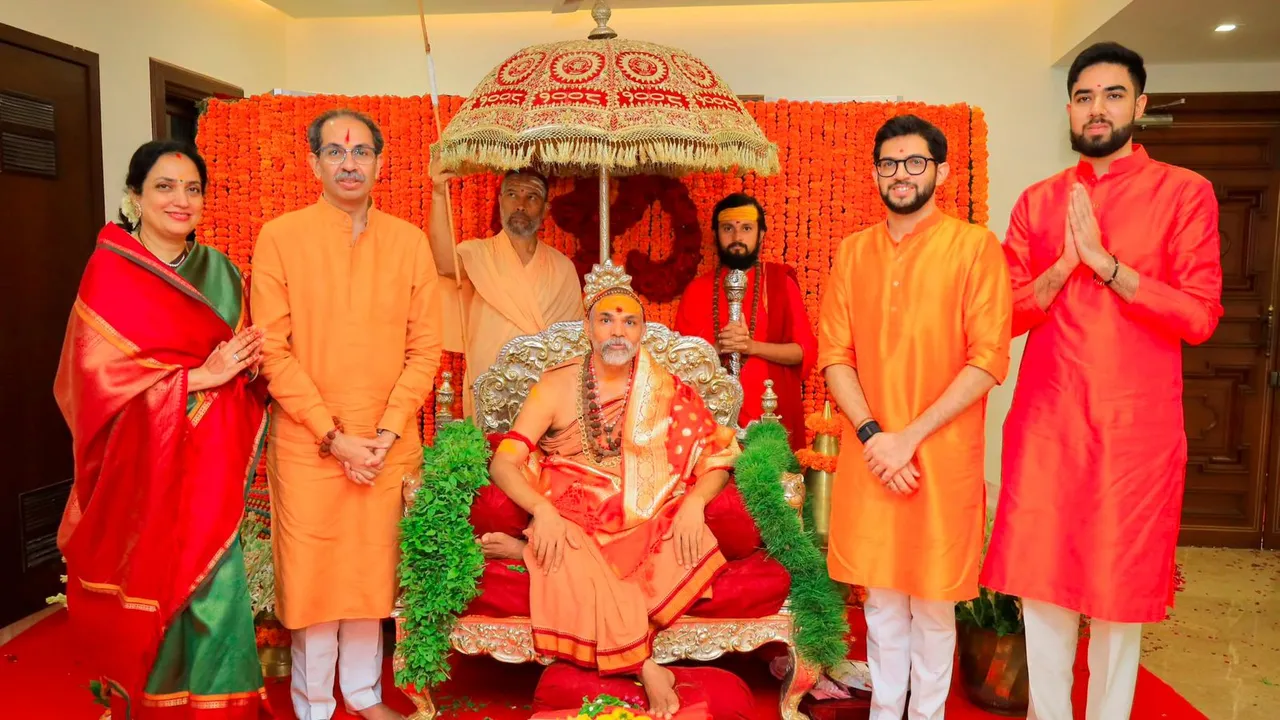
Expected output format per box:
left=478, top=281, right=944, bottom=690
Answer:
left=196, top=93, right=989, bottom=447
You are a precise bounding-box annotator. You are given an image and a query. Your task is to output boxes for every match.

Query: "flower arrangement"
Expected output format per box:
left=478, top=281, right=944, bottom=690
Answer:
left=196, top=95, right=988, bottom=448
left=575, top=695, right=648, bottom=720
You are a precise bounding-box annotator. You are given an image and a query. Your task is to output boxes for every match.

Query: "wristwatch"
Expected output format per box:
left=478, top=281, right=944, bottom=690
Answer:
left=856, top=419, right=882, bottom=444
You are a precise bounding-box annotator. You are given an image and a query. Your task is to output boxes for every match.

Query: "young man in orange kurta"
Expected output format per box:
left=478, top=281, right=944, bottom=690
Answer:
left=817, top=115, right=1012, bottom=720
left=251, top=110, right=443, bottom=720
left=428, top=160, right=584, bottom=418
left=674, top=193, right=817, bottom=449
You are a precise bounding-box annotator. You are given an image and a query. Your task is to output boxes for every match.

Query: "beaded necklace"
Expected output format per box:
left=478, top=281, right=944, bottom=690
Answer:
left=578, top=354, right=635, bottom=465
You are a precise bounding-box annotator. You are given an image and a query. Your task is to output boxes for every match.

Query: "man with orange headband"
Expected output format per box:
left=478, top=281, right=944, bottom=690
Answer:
left=488, top=262, right=740, bottom=719
left=675, top=194, right=816, bottom=449
left=429, top=158, right=584, bottom=418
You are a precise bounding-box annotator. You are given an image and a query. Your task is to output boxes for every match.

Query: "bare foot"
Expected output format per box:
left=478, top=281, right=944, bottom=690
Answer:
left=639, top=660, right=680, bottom=719
left=480, top=531, right=527, bottom=560
left=356, top=703, right=404, bottom=720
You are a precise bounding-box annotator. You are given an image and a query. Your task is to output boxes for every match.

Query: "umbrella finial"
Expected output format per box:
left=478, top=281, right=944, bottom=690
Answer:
left=588, top=0, right=617, bottom=40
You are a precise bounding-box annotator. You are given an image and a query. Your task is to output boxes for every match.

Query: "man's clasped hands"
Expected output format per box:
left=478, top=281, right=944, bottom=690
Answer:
left=329, top=429, right=398, bottom=486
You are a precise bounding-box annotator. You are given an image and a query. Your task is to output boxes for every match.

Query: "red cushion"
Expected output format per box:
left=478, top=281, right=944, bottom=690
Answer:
left=470, top=484, right=530, bottom=538
left=532, top=664, right=754, bottom=720
left=464, top=550, right=789, bottom=619
left=703, top=484, right=762, bottom=561
left=470, top=478, right=763, bottom=562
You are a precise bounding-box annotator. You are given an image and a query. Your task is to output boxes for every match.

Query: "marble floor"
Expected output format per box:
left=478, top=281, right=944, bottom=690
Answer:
left=3, top=548, right=1276, bottom=719
left=1142, top=547, right=1280, bottom=720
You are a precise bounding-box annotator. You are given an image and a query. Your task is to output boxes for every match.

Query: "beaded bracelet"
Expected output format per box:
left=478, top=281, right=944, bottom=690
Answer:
left=317, top=417, right=345, bottom=458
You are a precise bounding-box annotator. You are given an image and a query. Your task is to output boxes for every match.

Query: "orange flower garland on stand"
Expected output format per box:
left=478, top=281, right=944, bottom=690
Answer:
left=196, top=95, right=989, bottom=452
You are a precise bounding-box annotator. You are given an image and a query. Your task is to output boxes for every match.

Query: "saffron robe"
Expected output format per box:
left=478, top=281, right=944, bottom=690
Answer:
left=55, top=224, right=268, bottom=717
left=250, top=198, right=443, bottom=629
left=983, top=146, right=1224, bottom=623
left=439, top=232, right=584, bottom=416
left=817, top=211, right=1012, bottom=601
left=523, top=349, right=740, bottom=674
left=674, top=262, right=817, bottom=449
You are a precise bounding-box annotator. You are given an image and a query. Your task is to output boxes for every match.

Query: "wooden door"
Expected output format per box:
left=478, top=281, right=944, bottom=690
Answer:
left=1137, top=93, right=1280, bottom=549
left=0, top=23, right=103, bottom=627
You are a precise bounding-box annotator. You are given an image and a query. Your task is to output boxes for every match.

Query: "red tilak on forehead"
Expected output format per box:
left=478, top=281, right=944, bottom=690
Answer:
left=344, top=129, right=350, bottom=144
left=615, top=305, right=624, bottom=313
left=175, top=152, right=184, bottom=159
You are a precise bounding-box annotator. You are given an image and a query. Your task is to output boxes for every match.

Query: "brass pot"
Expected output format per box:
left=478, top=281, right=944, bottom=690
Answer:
left=957, top=623, right=1029, bottom=716
left=259, top=645, right=291, bottom=678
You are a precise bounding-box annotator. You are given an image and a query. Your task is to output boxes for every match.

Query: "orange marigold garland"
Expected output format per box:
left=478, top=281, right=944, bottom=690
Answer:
left=196, top=95, right=990, bottom=442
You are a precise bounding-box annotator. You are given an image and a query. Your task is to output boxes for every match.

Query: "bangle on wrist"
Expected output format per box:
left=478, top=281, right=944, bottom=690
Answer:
left=1095, top=254, right=1120, bottom=286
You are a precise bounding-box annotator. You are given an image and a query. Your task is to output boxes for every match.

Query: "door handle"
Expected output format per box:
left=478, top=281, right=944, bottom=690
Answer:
left=1265, top=305, right=1275, bottom=358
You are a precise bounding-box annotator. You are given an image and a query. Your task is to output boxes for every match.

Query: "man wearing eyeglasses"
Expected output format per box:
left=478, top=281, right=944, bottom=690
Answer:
left=817, top=114, right=1012, bottom=720
left=251, top=108, right=443, bottom=720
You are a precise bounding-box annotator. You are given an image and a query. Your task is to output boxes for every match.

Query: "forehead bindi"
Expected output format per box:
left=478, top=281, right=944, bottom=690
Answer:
left=324, top=119, right=372, bottom=147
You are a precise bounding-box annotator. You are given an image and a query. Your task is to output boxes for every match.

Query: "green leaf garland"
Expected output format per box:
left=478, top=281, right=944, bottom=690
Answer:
left=395, top=420, right=490, bottom=691
left=735, top=421, right=850, bottom=668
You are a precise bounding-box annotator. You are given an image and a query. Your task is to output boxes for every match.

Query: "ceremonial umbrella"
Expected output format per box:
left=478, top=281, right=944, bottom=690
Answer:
left=428, top=2, right=779, bottom=262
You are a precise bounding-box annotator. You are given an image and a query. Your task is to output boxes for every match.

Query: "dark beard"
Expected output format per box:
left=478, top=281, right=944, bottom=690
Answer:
left=1070, top=120, right=1134, bottom=158
left=880, top=179, right=936, bottom=216
left=718, top=242, right=760, bottom=270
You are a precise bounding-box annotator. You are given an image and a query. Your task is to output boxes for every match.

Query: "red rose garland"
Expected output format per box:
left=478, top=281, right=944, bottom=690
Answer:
left=550, top=174, right=703, bottom=302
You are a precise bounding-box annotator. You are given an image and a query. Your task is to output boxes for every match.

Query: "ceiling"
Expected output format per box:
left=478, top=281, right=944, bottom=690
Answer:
left=258, top=0, right=920, bottom=18
left=1071, top=0, right=1280, bottom=63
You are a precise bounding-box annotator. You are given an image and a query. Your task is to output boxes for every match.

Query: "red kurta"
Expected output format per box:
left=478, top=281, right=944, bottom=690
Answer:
left=675, top=262, right=817, bottom=449
left=983, top=146, right=1223, bottom=623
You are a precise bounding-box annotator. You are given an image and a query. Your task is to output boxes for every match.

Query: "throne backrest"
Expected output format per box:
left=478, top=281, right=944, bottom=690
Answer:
left=472, top=321, right=743, bottom=435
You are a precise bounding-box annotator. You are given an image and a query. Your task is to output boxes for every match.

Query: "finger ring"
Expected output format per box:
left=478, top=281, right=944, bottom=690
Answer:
left=232, top=352, right=240, bottom=362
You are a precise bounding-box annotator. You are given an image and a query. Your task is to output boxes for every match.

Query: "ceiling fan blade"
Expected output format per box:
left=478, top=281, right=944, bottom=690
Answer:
left=550, top=0, right=585, bottom=14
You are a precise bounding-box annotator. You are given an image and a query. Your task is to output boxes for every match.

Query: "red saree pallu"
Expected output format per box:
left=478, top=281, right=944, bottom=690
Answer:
left=54, top=223, right=267, bottom=716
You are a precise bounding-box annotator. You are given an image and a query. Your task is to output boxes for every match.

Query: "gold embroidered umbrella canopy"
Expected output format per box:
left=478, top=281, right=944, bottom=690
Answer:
left=430, top=2, right=778, bottom=260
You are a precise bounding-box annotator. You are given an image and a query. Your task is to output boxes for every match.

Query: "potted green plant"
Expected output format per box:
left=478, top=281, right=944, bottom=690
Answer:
left=954, top=517, right=1028, bottom=716
left=955, top=584, right=1027, bottom=715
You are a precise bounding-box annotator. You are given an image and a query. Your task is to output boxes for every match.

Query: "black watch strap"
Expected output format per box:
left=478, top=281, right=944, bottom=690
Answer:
left=856, top=420, right=882, bottom=444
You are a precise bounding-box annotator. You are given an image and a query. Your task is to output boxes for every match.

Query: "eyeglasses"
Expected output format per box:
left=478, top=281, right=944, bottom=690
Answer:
left=316, top=144, right=378, bottom=165
left=875, top=155, right=935, bottom=177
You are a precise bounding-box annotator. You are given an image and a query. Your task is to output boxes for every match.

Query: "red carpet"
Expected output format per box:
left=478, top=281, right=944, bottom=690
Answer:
left=1, top=609, right=1206, bottom=719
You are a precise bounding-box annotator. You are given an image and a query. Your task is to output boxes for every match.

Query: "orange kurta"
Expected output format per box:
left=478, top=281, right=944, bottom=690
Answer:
left=250, top=197, right=443, bottom=629
left=523, top=350, right=740, bottom=674
left=817, top=211, right=1012, bottom=601
left=983, top=147, right=1223, bottom=623
left=439, top=233, right=584, bottom=416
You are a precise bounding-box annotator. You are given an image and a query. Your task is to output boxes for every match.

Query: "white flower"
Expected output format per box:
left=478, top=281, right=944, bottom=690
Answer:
left=46, top=593, right=67, bottom=606
left=119, top=193, right=140, bottom=225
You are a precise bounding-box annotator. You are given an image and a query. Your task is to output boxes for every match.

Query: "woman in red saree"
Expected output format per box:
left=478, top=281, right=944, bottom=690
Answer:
left=55, top=141, right=270, bottom=718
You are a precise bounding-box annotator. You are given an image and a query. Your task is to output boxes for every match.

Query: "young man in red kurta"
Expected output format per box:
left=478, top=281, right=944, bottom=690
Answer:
left=674, top=194, right=816, bottom=449
left=984, top=43, right=1223, bottom=720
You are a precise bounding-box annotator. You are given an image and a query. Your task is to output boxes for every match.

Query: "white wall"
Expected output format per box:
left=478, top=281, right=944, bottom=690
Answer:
left=0, top=0, right=289, bottom=219
left=1147, top=62, right=1280, bottom=93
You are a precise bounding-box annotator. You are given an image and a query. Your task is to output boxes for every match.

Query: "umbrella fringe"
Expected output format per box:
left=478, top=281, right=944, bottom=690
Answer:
left=433, top=135, right=780, bottom=177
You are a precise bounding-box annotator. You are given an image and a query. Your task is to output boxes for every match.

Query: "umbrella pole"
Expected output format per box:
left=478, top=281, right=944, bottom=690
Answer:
left=417, top=0, right=470, bottom=377
left=598, top=164, right=610, bottom=263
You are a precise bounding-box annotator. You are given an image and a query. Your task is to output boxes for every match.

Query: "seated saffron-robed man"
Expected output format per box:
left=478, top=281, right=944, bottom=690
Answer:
left=487, top=263, right=741, bottom=718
